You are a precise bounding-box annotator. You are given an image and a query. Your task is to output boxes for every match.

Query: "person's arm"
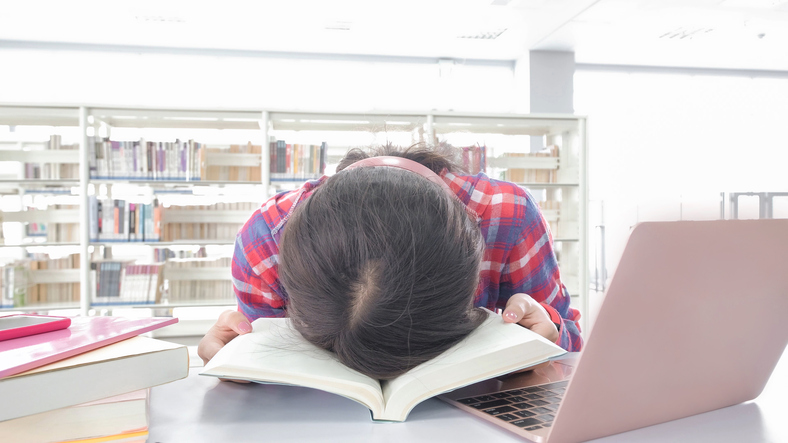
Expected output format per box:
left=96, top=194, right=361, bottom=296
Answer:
left=197, top=214, right=286, bottom=365
left=498, top=189, right=583, bottom=352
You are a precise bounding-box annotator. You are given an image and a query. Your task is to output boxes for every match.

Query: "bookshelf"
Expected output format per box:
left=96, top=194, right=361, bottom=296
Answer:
left=427, top=112, right=588, bottom=325
left=1, top=105, right=588, bottom=334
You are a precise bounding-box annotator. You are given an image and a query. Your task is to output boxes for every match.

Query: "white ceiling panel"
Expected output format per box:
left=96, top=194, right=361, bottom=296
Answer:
left=0, top=0, right=786, bottom=70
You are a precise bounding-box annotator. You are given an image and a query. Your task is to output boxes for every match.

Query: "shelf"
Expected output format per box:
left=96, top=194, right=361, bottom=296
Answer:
left=0, top=179, right=79, bottom=186
left=0, top=181, right=78, bottom=195
left=553, top=238, right=580, bottom=242
left=0, top=149, right=80, bottom=163
left=204, top=152, right=261, bottom=167
left=431, top=113, right=579, bottom=136
left=0, top=141, right=47, bottom=149
left=488, top=156, right=559, bottom=170
left=271, top=178, right=322, bottom=184
left=0, top=242, right=81, bottom=248
left=269, top=112, right=425, bottom=132
left=89, top=179, right=264, bottom=187
left=0, top=304, right=81, bottom=313
left=164, top=268, right=231, bottom=281
left=162, top=210, right=250, bottom=224
left=0, top=106, right=80, bottom=127
left=541, top=209, right=559, bottom=223
left=93, top=301, right=237, bottom=310
left=2, top=209, right=79, bottom=223
left=90, top=240, right=234, bottom=247
left=90, top=108, right=262, bottom=130
left=29, top=269, right=80, bottom=284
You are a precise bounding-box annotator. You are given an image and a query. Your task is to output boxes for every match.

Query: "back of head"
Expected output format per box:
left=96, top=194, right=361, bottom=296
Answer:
left=279, top=145, right=485, bottom=379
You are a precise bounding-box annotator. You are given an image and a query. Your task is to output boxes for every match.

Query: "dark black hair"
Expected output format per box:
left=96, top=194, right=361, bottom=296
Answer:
left=278, top=144, right=485, bottom=379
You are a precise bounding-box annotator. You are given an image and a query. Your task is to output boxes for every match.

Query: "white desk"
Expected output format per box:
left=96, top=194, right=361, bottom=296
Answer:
left=149, top=350, right=788, bottom=442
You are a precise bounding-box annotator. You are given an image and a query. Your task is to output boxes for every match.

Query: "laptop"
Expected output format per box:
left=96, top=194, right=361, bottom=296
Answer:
left=440, top=219, right=788, bottom=443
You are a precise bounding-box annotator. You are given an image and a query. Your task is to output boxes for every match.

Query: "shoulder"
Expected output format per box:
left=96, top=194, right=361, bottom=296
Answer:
left=237, top=176, right=328, bottom=269
left=441, top=171, right=535, bottom=224
left=260, top=176, right=328, bottom=234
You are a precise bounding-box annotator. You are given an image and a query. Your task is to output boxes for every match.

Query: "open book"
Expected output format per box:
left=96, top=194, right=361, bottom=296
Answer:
left=200, top=309, right=565, bottom=422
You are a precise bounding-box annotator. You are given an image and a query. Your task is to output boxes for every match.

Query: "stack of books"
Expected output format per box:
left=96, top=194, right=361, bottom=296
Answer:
left=12, top=253, right=81, bottom=307
left=269, top=140, right=327, bottom=181
left=89, top=138, right=203, bottom=181
left=88, top=197, right=162, bottom=243
left=0, top=315, right=189, bottom=442
left=165, top=257, right=233, bottom=303
left=91, top=261, right=164, bottom=306
left=24, top=135, right=80, bottom=180
left=502, top=144, right=561, bottom=183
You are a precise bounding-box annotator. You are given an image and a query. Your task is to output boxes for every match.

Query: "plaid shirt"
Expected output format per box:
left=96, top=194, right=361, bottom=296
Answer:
left=232, top=172, right=583, bottom=352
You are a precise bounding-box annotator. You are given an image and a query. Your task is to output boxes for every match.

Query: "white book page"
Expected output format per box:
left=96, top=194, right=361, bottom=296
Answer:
left=201, top=318, right=385, bottom=414
left=380, top=310, right=565, bottom=421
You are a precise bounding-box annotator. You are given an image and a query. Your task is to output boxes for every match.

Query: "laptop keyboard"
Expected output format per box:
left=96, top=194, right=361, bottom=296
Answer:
left=456, top=380, right=568, bottom=431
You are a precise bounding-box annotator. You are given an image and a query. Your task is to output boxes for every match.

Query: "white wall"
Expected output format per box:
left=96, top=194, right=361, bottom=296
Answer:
left=575, top=70, right=788, bottom=280
left=0, top=48, right=516, bottom=113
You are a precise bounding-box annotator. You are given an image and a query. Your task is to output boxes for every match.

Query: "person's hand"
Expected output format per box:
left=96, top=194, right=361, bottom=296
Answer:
left=502, top=293, right=560, bottom=372
left=502, top=293, right=559, bottom=343
left=197, top=310, right=253, bottom=366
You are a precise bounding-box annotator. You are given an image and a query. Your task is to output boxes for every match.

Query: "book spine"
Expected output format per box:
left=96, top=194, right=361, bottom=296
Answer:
left=286, top=143, right=292, bottom=178
left=320, top=142, right=327, bottom=175
left=128, top=204, right=136, bottom=242
left=270, top=141, right=276, bottom=179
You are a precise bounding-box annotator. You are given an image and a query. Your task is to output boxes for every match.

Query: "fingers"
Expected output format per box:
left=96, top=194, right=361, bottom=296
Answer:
left=197, top=311, right=253, bottom=366
left=502, top=294, right=529, bottom=324
left=502, top=293, right=559, bottom=343
left=217, top=310, right=253, bottom=335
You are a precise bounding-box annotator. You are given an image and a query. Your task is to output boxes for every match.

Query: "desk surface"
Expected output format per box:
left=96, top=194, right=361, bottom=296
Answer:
left=150, top=350, right=788, bottom=443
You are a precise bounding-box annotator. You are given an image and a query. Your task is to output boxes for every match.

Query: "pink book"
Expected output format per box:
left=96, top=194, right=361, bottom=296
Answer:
left=0, top=316, right=178, bottom=379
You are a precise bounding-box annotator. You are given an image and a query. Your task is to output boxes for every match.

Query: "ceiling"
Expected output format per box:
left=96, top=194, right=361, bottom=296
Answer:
left=1, top=0, right=787, bottom=71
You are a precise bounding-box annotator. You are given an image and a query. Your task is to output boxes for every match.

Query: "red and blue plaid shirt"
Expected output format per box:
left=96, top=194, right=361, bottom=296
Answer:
left=232, top=171, right=583, bottom=352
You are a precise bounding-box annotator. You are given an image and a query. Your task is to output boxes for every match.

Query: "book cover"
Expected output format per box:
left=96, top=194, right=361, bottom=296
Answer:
left=0, top=315, right=178, bottom=379
left=0, top=389, right=150, bottom=443
left=0, top=336, right=188, bottom=422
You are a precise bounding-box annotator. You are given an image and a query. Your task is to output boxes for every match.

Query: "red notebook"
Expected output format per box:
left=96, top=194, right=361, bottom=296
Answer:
left=0, top=316, right=178, bottom=378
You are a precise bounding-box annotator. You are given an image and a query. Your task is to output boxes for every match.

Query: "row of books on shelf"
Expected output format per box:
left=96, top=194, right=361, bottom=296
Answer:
left=89, top=197, right=161, bottom=242
left=91, top=261, right=164, bottom=306
left=22, top=135, right=80, bottom=180
left=270, top=140, right=327, bottom=181
left=0, top=316, right=187, bottom=442
left=0, top=255, right=81, bottom=307
left=89, top=137, right=204, bottom=181
left=24, top=205, right=81, bottom=243
left=88, top=198, right=255, bottom=242
left=159, top=202, right=255, bottom=242
left=85, top=136, right=329, bottom=182
left=1, top=253, right=234, bottom=308
left=152, top=246, right=209, bottom=262
left=500, top=144, right=561, bottom=183
left=167, top=257, right=234, bottom=302
left=3, top=199, right=253, bottom=244
left=204, top=143, right=264, bottom=182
